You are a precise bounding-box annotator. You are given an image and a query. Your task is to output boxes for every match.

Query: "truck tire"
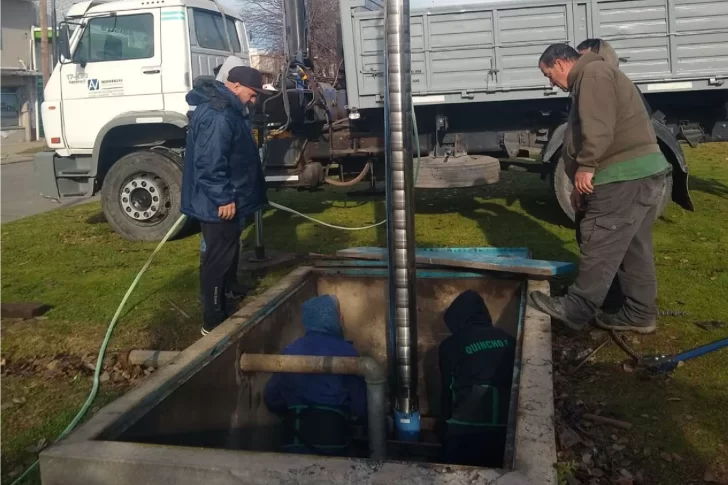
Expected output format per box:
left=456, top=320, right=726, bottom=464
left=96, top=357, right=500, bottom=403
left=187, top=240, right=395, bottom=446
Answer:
left=101, top=150, right=190, bottom=241
left=552, top=155, right=673, bottom=223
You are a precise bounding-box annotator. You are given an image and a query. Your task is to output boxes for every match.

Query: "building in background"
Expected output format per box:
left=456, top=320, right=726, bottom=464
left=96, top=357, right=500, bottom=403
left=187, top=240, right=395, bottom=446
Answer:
left=249, top=48, right=284, bottom=84
left=1, top=0, right=40, bottom=141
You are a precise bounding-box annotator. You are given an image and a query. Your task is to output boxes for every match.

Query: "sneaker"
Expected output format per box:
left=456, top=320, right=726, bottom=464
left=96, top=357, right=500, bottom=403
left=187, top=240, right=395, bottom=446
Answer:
left=201, top=326, right=211, bottom=336
left=595, top=312, right=656, bottom=334
left=529, top=291, right=586, bottom=331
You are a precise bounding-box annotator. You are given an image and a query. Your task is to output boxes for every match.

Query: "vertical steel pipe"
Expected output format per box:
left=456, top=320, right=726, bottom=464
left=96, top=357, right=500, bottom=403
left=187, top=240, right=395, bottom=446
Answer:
left=282, top=0, right=308, bottom=64
left=253, top=210, right=266, bottom=260
left=384, top=0, right=418, bottom=418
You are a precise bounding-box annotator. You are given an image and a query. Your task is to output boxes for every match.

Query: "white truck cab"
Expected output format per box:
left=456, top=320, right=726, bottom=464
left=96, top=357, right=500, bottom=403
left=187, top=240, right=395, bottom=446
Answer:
left=35, top=0, right=250, bottom=240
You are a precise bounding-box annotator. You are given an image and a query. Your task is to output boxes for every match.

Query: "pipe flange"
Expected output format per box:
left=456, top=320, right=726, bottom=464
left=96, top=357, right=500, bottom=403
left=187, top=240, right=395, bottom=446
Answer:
left=120, top=174, right=165, bottom=221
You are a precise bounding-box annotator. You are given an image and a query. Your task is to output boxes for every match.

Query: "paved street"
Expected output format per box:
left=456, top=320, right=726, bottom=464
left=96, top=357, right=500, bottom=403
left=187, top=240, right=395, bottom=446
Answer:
left=1, top=159, right=96, bottom=223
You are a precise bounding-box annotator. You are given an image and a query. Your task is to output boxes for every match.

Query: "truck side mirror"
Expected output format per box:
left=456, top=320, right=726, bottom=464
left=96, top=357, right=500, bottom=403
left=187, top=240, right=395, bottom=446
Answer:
left=58, top=23, right=71, bottom=62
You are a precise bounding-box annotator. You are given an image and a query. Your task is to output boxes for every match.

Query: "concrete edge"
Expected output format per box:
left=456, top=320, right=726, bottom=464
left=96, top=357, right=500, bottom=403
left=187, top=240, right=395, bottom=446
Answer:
left=53, top=265, right=314, bottom=445
left=40, top=440, right=537, bottom=485
left=513, top=279, right=557, bottom=485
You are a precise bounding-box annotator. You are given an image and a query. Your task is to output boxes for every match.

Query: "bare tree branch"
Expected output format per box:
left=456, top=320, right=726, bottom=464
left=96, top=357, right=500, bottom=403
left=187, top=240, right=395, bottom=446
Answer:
left=237, top=0, right=341, bottom=79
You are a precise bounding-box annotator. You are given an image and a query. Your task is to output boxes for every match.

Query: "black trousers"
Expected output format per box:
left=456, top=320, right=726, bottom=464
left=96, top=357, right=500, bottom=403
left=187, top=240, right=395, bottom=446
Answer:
left=444, top=427, right=506, bottom=468
left=200, top=220, right=243, bottom=330
left=565, top=173, right=666, bottom=326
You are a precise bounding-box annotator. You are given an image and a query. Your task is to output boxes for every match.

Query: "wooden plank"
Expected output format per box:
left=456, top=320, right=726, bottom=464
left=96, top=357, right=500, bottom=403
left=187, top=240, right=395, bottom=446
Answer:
left=336, top=247, right=576, bottom=277
left=1, top=302, right=50, bottom=319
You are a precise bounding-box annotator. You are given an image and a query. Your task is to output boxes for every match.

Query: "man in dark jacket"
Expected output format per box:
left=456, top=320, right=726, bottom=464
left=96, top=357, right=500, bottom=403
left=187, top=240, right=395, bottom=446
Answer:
left=264, top=295, right=367, bottom=456
left=438, top=290, right=516, bottom=467
left=532, top=44, right=668, bottom=334
left=182, top=66, right=268, bottom=335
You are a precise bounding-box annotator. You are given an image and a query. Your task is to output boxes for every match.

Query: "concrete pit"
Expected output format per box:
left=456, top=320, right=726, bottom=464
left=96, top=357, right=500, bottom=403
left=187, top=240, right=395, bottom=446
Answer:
left=40, top=262, right=558, bottom=485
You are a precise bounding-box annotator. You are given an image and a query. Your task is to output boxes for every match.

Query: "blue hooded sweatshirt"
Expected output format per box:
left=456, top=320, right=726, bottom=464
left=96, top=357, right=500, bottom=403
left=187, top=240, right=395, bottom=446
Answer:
left=263, top=295, right=367, bottom=419
left=181, top=78, right=267, bottom=223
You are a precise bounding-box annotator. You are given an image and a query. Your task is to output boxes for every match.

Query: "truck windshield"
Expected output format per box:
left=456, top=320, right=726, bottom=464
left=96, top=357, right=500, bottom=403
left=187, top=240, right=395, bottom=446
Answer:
left=193, top=9, right=241, bottom=53
left=74, top=13, right=154, bottom=63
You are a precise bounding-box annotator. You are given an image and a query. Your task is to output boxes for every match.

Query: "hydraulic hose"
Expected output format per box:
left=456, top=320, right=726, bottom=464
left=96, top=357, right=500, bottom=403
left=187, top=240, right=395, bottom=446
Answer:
left=288, top=103, right=421, bottom=227
left=324, top=161, right=372, bottom=187
left=10, top=214, right=189, bottom=485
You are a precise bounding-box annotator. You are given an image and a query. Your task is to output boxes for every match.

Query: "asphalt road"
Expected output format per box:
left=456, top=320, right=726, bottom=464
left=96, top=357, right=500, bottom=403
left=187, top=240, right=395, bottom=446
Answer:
left=1, top=160, right=97, bottom=223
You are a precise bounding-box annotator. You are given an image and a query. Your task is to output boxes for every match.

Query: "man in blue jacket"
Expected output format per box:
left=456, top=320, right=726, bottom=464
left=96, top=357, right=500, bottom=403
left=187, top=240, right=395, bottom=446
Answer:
left=264, top=295, right=367, bottom=456
left=182, top=66, right=268, bottom=335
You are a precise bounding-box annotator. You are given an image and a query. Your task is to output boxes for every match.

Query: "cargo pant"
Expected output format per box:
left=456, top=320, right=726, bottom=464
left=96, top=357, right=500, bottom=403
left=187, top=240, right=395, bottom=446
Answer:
left=564, top=172, right=667, bottom=326
left=575, top=212, right=624, bottom=313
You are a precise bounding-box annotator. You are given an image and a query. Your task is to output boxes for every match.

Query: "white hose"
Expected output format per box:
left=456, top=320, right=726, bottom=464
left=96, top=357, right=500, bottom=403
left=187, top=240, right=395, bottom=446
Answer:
left=268, top=201, right=385, bottom=231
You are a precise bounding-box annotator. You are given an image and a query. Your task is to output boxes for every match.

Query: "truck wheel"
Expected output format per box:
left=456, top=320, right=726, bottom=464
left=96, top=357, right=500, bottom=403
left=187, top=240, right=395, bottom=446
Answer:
left=101, top=150, right=189, bottom=241
left=552, top=156, right=576, bottom=222
left=552, top=156, right=673, bottom=223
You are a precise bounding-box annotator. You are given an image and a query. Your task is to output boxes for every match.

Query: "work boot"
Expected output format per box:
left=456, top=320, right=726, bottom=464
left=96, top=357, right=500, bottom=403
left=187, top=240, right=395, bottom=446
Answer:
left=595, top=312, right=656, bottom=335
left=529, top=291, right=586, bottom=331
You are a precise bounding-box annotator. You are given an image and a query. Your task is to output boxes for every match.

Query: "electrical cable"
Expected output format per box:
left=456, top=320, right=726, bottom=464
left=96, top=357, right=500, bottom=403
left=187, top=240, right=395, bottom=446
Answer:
left=268, top=201, right=385, bottom=230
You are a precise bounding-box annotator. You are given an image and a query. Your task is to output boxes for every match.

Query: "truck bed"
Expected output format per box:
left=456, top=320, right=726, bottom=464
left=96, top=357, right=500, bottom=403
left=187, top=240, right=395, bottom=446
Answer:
left=340, top=0, right=728, bottom=110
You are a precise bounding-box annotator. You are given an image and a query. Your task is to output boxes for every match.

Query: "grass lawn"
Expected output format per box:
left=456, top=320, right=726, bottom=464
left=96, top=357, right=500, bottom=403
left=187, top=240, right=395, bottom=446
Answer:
left=2, top=143, right=727, bottom=484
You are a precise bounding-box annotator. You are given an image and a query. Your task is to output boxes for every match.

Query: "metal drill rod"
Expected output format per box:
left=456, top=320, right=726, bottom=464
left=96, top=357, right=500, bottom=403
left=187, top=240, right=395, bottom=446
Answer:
left=384, top=0, right=418, bottom=414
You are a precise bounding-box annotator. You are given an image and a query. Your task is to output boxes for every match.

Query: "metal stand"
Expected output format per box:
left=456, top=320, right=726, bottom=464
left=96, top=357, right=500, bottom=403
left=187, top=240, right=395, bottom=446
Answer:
left=238, top=210, right=298, bottom=272
left=238, top=117, right=298, bottom=273
left=248, top=210, right=271, bottom=263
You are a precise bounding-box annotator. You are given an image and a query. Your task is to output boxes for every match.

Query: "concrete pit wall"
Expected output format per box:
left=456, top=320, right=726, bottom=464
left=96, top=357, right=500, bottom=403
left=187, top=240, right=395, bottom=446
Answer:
left=39, top=265, right=557, bottom=485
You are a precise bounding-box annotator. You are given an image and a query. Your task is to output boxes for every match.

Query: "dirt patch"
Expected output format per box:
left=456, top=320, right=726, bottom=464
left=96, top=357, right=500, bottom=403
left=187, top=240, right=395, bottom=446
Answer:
left=1, top=353, right=155, bottom=389
left=551, top=329, right=728, bottom=485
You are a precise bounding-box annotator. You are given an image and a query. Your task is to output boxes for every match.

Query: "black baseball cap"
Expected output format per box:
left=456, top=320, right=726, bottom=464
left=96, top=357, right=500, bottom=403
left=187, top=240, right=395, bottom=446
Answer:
left=227, top=66, right=267, bottom=94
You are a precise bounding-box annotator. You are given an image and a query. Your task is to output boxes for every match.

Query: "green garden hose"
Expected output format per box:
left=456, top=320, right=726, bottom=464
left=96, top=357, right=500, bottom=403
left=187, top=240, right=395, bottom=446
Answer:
left=10, top=214, right=189, bottom=485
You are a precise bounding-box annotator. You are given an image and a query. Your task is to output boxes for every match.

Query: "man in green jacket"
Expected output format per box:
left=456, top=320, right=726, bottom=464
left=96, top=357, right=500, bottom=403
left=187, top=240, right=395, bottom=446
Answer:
left=530, top=43, right=669, bottom=334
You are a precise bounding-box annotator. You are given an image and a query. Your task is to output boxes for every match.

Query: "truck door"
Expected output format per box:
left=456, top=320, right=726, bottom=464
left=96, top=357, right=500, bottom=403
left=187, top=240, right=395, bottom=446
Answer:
left=60, top=9, right=163, bottom=150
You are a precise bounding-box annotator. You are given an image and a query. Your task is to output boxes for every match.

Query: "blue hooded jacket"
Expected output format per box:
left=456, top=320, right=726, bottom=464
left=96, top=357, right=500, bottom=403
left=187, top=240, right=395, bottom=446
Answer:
left=264, top=295, right=367, bottom=419
left=181, top=78, right=267, bottom=223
